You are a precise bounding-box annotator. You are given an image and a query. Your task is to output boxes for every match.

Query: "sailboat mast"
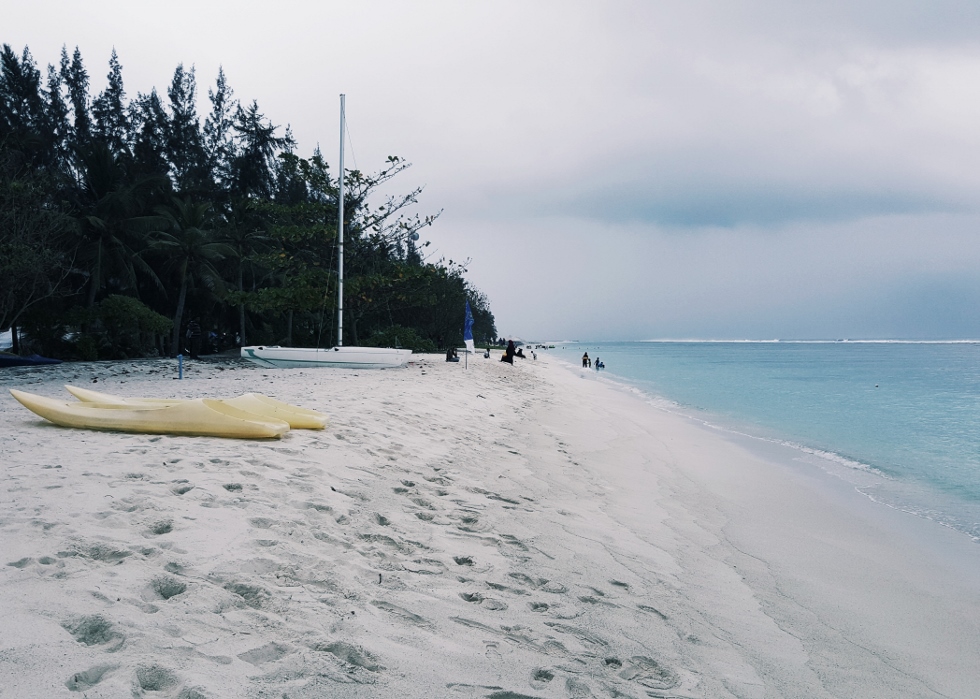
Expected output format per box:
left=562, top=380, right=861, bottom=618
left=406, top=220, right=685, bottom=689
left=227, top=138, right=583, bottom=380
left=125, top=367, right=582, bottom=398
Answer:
left=337, top=94, right=345, bottom=347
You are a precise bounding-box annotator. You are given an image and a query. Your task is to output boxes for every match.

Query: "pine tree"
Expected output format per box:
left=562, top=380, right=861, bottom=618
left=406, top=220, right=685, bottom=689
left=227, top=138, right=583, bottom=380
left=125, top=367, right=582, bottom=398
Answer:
left=230, top=100, right=291, bottom=199
left=92, top=49, right=129, bottom=157
left=129, top=89, right=170, bottom=180
left=202, top=66, right=237, bottom=197
left=61, top=46, right=92, bottom=152
left=165, top=63, right=205, bottom=193
left=44, top=62, right=72, bottom=170
left=0, top=45, right=52, bottom=164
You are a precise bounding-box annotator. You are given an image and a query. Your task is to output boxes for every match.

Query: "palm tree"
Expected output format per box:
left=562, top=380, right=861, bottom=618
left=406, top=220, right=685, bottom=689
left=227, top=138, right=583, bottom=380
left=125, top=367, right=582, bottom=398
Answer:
left=220, top=199, right=269, bottom=346
left=72, top=143, right=165, bottom=306
left=149, top=197, right=233, bottom=356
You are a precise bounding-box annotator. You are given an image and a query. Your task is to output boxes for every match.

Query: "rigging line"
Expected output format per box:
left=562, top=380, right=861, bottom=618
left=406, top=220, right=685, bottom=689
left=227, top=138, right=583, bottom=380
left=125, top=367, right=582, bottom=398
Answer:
left=315, top=230, right=337, bottom=349
left=315, top=284, right=330, bottom=350
left=344, top=113, right=359, bottom=173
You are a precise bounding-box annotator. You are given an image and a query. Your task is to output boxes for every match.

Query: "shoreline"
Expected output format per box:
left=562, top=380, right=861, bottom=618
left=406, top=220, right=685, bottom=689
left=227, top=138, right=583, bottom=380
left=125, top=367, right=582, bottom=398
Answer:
left=550, top=343, right=980, bottom=544
left=1, top=354, right=978, bottom=697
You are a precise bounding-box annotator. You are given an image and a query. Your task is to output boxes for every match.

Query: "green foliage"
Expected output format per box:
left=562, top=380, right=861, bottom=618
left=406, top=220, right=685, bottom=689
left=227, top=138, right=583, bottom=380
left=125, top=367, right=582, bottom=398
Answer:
left=364, top=325, right=436, bottom=353
left=73, top=295, right=172, bottom=360
left=1, top=43, right=496, bottom=361
left=98, top=294, right=172, bottom=342
left=0, top=149, right=74, bottom=331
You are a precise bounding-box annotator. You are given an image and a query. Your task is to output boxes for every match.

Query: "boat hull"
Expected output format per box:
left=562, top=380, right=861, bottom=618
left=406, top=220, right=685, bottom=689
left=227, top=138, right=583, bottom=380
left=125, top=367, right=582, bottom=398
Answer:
left=0, top=353, right=62, bottom=368
left=240, top=345, right=411, bottom=369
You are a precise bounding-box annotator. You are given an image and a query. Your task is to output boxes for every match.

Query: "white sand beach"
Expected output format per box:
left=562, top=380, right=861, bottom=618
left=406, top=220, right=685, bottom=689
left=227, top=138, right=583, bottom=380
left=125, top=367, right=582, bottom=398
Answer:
left=1, top=354, right=978, bottom=698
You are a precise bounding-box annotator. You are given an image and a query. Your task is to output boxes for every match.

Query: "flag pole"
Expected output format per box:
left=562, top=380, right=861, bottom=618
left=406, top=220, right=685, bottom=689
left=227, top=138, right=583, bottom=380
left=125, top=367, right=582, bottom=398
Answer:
left=337, top=94, right=345, bottom=347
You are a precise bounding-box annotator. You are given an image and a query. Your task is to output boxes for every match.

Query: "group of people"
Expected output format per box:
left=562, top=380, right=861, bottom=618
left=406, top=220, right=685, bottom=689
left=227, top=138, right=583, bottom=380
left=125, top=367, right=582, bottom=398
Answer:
left=499, top=341, right=533, bottom=364
left=448, top=340, right=539, bottom=365
left=582, top=352, right=604, bottom=370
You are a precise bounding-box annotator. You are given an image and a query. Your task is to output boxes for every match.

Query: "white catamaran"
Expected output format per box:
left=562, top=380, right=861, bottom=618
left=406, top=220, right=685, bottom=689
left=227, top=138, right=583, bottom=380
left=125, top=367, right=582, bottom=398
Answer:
left=241, top=95, right=412, bottom=369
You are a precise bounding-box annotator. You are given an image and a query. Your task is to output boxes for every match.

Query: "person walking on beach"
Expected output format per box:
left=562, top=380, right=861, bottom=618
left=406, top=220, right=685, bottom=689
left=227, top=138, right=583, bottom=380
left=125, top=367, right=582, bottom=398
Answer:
left=582, top=352, right=590, bottom=368
left=501, top=340, right=516, bottom=364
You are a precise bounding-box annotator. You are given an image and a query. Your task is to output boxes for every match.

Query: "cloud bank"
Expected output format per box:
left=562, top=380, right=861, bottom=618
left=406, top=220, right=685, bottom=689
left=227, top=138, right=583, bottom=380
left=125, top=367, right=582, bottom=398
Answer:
left=6, top=0, right=980, bottom=338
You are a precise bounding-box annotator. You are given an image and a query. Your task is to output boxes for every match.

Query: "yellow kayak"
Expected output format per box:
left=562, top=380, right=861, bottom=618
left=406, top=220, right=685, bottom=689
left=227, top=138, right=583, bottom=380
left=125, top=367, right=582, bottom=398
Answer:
left=9, top=389, right=289, bottom=439
left=63, top=385, right=328, bottom=430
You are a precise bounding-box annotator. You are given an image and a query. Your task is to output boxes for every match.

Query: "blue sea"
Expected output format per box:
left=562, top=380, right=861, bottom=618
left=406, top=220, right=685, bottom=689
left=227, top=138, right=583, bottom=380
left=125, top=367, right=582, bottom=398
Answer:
left=550, top=341, right=980, bottom=541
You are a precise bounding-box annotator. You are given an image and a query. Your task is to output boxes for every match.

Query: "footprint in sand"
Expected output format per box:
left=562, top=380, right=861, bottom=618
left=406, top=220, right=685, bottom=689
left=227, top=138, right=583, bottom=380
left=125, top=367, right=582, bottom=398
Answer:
left=150, top=575, right=187, bottom=600
left=402, top=558, right=446, bottom=575
left=530, top=667, right=555, bottom=688
left=543, top=621, right=608, bottom=649
left=147, top=520, right=173, bottom=536
left=637, top=603, right=668, bottom=620
left=64, top=664, right=115, bottom=692
left=133, top=664, right=180, bottom=692
left=224, top=582, right=271, bottom=610
left=237, top=642, right=290, bottom=666
left=61, top=615, right=125, bottom=652
left=313, top=641, right=384, bottom=673
left=508, top=572, right=567, bottom=594
left=71, top=543, right=132, bottom=563
left=615, top=655, right=679, bottom=691
left=370, top=600, right=432, bottom=628
left=459, top=591, right=508, bottom=611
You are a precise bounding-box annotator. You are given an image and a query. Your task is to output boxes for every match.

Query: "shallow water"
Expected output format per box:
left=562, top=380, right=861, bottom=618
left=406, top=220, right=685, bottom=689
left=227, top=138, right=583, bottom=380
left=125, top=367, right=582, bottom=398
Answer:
left=550, top=341, right=980, bottom=540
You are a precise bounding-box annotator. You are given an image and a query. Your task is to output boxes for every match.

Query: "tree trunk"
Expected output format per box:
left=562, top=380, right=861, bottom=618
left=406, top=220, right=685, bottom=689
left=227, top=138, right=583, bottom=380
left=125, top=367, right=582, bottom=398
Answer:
left=237, top=262, right=246, bottom=345
left=87, top=240, right=102, bottom=308
left=170, top=262, right=189, bottom=357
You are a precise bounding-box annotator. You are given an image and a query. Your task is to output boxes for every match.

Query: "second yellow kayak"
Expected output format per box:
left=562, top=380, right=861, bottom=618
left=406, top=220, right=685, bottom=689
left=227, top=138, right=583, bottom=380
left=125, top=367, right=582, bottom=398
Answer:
left=63, top=385, right=328, bottom=430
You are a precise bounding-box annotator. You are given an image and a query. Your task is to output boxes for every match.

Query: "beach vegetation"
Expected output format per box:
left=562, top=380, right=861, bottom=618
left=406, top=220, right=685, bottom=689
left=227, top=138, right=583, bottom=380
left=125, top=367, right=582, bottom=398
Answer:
left=0, top=43, right=496, bottom=358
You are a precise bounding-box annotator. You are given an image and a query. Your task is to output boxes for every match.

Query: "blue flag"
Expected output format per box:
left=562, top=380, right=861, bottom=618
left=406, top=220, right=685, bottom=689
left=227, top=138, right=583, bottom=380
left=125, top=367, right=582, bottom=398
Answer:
left=463, top=300, right=474, bottom=353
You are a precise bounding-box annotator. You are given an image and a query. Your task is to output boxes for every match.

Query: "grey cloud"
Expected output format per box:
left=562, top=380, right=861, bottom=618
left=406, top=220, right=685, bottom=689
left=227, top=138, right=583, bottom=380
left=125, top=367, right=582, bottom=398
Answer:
left=563, top=181, right=954, bottom=228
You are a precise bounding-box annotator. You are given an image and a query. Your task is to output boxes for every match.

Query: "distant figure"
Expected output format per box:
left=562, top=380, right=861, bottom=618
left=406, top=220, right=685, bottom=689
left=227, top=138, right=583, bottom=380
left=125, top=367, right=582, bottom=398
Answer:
left=186, top=319, right=202, bottom=359
left=446, top=346, right=459, bottom=362
left=582, top=352, right=590, bottom=368
left=484, top=347, right=490, bottom=359
left=501, top=340, right=516, bottom=364
left=595, top=356, right=600, bottom=370
left=532, top=351, right=537, bottom=360
left=515, top=347, right=526, bottom=359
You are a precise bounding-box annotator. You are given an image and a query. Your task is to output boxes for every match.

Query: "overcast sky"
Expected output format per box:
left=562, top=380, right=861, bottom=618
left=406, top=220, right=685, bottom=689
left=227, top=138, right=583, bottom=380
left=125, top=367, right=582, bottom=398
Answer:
left=7, top=1, right=980, bottom=339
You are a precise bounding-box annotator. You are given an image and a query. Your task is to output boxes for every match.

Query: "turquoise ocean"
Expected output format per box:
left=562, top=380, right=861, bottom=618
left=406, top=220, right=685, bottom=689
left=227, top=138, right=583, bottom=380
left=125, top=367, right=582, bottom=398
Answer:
left=549, top=341, right=980, bottom=542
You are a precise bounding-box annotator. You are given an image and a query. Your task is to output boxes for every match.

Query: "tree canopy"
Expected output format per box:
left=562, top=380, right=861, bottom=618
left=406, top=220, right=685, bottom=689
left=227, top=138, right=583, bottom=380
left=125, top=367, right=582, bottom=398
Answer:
left=0, top=43, right=495, bottom=359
